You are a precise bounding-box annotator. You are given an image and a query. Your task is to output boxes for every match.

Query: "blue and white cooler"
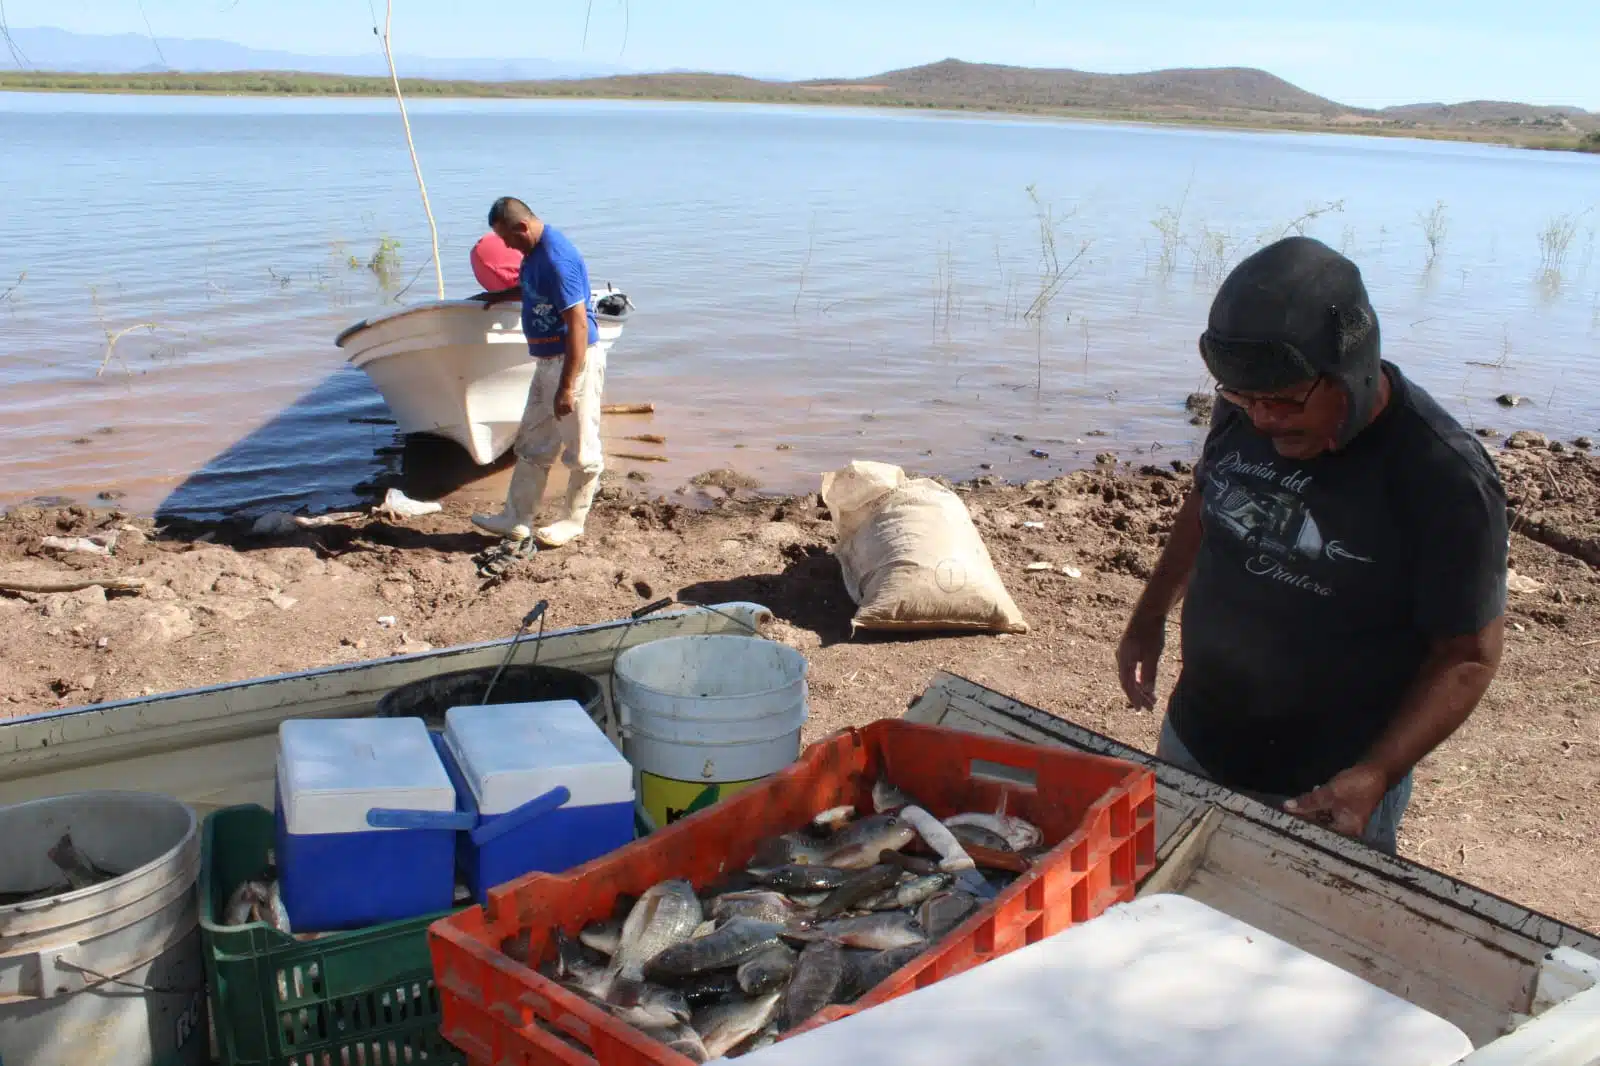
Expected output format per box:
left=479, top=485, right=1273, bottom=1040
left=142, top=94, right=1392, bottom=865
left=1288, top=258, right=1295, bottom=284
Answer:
left=441, top=699, right=635, bottom=901
left=275, top=716, right=464, bottom=931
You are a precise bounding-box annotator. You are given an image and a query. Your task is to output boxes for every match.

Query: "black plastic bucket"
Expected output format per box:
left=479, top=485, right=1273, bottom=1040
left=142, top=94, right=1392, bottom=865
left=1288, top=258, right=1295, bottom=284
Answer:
left=375, top=664, right=605, bottom=731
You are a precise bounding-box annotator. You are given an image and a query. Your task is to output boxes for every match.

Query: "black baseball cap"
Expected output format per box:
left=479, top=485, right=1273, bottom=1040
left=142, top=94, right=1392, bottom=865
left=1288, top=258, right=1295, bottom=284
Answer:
left=1199, top=235, right=1379, bottom=393
left=1199, top=236, right=1384, bottom=447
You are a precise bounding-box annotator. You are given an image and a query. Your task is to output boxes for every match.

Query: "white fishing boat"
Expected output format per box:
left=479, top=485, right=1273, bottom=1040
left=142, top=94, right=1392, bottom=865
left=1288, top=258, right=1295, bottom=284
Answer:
left=335, top=286, right=634, bottom=465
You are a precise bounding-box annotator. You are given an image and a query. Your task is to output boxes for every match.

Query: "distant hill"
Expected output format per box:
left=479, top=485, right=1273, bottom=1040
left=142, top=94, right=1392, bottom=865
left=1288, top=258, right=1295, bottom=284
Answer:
left=1, top=25, right=628, bottom=81
left=807, top=59, right=1348, bottom=117
left=1380, top=100, right=1593, bottom=131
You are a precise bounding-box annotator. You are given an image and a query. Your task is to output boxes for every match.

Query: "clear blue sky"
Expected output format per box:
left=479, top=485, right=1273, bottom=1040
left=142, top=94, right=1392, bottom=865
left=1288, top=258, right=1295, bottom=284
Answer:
left=8, top=0, right=1599, bottom=109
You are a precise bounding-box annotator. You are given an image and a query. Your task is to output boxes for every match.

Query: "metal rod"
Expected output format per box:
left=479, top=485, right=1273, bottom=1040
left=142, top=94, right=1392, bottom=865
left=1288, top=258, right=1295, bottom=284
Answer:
left=481, top=601, right=549, bottom=706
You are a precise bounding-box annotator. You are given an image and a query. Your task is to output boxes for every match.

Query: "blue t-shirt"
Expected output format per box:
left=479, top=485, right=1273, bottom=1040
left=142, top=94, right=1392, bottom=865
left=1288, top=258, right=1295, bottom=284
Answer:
left=518, top=225, right=597, bottom=357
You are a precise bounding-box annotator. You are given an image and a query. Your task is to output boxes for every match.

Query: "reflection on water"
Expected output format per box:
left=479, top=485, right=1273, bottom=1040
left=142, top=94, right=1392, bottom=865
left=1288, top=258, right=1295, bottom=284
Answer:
left=1, top=94, right=1596, bottom=517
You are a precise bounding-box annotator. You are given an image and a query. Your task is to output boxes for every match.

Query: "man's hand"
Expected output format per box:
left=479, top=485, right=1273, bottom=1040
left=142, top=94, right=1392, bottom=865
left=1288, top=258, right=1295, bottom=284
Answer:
left=1114, top=489, right=1202, bottom=711
left=1283, top=763, right=1388, bottom=838
left=1116, top=613, right=1165, bottom=710
left=553, top=385, right=576, bottom=418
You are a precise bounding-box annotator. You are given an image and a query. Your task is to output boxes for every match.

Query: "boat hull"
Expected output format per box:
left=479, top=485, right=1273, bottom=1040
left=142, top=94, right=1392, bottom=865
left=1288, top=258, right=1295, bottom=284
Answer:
left=337, top=297, right=627, bottom=465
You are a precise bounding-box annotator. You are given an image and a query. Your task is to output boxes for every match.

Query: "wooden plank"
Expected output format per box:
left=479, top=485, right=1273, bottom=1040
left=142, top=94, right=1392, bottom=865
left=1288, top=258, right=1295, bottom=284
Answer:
left=1205, top=820, right=1540, bottom=1000
left=909, top=670, right=1600, bottom=962
left=1188, top=818, right=1538, bottom=1045
left=1181, top=866, right=1509, bottom=1046
left=1138, top=804, right=1223, bottom=898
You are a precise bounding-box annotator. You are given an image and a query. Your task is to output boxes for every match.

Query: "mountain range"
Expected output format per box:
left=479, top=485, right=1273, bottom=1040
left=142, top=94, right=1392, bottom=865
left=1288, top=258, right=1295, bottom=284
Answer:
left=4, top=28, right=1595, bottom=139
left=1, top=26, right=630, bottom=81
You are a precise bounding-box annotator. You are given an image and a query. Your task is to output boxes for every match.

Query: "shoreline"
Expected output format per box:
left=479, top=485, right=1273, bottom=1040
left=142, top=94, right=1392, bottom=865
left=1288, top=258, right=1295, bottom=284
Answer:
left=3, top=77, right=1597, bottom=156
left=2, top=449, right=1597, bottom=931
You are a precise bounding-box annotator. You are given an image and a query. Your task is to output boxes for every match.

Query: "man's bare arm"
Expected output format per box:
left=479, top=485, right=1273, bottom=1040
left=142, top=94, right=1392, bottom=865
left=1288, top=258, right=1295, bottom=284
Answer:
left=1116, top=488, right=1204, bottom=708
left=1130, top=488, right=1204, bottom=624
left=1286, top=617, right=1504, bottom=834
left=1364, top=617, right=1505, bottom=786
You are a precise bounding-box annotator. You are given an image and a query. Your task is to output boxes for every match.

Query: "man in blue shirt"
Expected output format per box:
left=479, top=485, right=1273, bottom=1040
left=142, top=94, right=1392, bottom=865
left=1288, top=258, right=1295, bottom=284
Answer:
left=472, top=196, right=606, bottom=548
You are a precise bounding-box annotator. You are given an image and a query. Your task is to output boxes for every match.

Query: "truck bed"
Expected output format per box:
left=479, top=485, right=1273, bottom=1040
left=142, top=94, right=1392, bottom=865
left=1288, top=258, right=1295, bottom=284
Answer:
left=905, top=671, right=1600, bottom=1058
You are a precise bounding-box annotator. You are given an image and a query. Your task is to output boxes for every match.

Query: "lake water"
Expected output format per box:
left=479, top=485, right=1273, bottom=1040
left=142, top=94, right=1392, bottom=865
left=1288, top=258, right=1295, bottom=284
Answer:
left=2, top=93, right=1597, bottom=517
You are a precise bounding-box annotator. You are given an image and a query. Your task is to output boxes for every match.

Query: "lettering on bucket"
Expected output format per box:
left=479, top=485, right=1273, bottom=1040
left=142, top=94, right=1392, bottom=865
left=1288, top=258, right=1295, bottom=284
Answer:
left=640, top=772, right=762, bottom=828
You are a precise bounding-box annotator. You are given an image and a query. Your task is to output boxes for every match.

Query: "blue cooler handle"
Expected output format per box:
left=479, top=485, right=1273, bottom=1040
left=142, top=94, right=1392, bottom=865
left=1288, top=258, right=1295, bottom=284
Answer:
left=365, top=808, right=479, bottom=831
left=469, top=785, right=571, bottom=847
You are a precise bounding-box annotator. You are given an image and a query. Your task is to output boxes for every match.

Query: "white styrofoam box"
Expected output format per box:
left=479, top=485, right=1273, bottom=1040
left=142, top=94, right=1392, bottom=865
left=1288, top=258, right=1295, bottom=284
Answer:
left=442, top=700, right=633, bottom=816
left=730, top=893, right=1475, bottom=1066
left=277, top=717, right=455, bottom=834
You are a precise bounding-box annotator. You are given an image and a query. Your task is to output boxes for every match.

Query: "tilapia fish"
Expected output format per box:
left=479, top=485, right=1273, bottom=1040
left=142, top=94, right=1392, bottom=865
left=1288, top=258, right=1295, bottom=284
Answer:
left=730, top=1025, right=778, bottom=1057
left=809, top=805, right=857, bottom=836
left=946, top=822, right=1014, bottom=854
left=871, top=779, right=915, bottom=813
left=693, top=991, right=782, bottom=1059
left=49, top=832, right=111, bottom=890
left=644, top=918, right=785, bottom=981
left=711, top=890, right=799, bottom=925
left=879, top=850, right=941, bottom=876
left=813, top=864, right=902, bottom=920
left=842, top=943, right=925, bottom=1002
left=555, top=928, right=698, bottom=1025
left=736, top=942, right=798, bottom=996
left=556, top=928, right=688, bottom=1011
left=917, top=891, right=983, bottom=941
left=748, top=832, right=831, bottom=869
left=678, top=970, right=742, bottom=1008
left=607, top=879, right=703, bottom=991
left=552, top=931, right=621, bottom=998
left=223, top=880, right=271, bottom=926
left=781, top=940, right=846, bottom=1030
left=822, top=815, right=917, bottom=869
left=634, top=1019, right=710, bottom=1064
left=802, top=912, right=927, bottom=951
left=944, top=812, right=1043, bottom=852
left=759, top=864, right=853, bottom=893
left=859, top=872, right=952, bottom=912
left=579, top=916, right=624, bottom=957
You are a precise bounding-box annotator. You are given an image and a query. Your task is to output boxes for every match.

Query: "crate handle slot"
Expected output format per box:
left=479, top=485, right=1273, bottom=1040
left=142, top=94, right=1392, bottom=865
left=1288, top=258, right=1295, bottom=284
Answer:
left=364, top=808, right=479, bottom=831
left=471, top=786, right=572, bottom=846
left=967, top=758, right=1038, bottom=790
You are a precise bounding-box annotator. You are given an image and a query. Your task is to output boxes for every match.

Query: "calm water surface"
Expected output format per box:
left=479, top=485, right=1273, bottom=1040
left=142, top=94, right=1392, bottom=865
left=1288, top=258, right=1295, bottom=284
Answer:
left=1, top=93, right=1596, bottom=516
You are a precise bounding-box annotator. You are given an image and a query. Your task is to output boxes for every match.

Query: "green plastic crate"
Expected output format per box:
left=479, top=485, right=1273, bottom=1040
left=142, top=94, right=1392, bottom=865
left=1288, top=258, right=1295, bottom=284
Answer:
left=199, top=805, right=467, bottom=1066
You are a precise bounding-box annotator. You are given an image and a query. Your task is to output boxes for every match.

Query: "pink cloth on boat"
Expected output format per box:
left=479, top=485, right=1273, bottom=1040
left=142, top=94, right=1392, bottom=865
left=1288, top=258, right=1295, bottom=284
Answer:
left=470, top=233, right=523, bottom=291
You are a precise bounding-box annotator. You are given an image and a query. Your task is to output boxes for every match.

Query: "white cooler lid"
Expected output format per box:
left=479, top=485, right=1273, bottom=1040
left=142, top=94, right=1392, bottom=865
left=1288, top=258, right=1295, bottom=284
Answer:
left=277, top=717, right=455, bottom=834
left=729, top=893, right=1475, bottom=1066
left=443, top=699, right=633, bottom=816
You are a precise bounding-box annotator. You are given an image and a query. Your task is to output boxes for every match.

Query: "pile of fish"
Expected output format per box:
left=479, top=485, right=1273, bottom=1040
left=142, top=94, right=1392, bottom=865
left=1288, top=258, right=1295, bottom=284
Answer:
left=0, top=833, right=120, bottom=906
left=501, top=779, right=1044, bottom=1062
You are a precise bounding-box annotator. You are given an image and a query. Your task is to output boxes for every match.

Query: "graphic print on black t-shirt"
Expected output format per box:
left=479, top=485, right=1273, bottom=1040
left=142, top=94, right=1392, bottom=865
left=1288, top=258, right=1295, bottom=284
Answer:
left=1168, top=363, right=1510, bottom=797
left=1200, top=450, right=1377, bottom=599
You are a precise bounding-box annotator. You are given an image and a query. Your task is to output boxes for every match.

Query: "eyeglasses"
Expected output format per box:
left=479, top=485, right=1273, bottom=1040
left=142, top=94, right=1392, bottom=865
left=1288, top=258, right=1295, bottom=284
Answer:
left=1215, top=378, right=1323, bottom=417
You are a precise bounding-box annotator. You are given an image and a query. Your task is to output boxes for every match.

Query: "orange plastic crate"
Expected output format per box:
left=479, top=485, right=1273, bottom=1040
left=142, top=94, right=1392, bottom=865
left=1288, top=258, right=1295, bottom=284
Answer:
left=428, top=718, right=1157, bottom=1065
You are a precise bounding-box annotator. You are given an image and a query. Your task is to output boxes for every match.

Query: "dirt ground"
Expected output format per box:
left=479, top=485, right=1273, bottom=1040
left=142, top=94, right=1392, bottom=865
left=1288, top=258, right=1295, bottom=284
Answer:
left=2, top=441, right=1597, bottom=933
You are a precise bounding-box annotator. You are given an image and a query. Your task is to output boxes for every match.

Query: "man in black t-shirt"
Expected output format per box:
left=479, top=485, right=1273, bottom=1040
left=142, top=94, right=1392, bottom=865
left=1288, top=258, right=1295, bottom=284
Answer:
left=1116, top=236, right=1509, bottom=855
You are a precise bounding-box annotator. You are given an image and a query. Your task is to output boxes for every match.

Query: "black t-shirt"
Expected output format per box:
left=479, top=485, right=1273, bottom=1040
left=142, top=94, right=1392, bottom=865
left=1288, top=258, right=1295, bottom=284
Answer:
left=1167, top=362, right=1509, bottom=796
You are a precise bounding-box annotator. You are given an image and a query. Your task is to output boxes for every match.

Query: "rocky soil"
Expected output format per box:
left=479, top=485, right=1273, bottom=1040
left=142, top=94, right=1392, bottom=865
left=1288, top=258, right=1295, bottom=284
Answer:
left=2, top=443, right=1598, bottom=932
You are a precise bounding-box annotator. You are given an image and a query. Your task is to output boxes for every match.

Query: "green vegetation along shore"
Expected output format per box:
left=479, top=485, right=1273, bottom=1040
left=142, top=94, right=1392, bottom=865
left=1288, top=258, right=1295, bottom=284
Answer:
left=3, top=67, right=1597, bottom=154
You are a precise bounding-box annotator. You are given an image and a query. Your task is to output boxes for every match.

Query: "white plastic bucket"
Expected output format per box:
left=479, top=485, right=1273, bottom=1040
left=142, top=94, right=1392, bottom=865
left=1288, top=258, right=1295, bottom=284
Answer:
left=613, top=635, right=809, bottom=830
left=0, top=791, right=208, bottom=1066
